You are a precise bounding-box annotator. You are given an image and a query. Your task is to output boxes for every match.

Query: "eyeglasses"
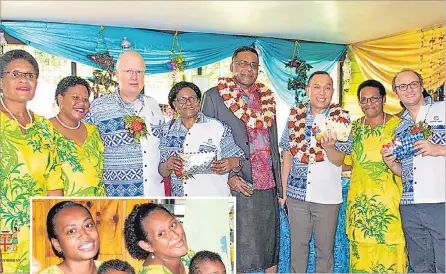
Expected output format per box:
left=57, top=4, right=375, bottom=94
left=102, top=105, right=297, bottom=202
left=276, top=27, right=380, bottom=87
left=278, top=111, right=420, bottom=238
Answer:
left=3, top=71, right=37, bottom=80
left=122, top=69, right=145, bottom=77
left=395, top=81, right=420, bottom=92
left=176, top=96, right=199, bottom=105
left=359, top=96, right=382, bottom=104
left=233, top=60, right=259, bottom=70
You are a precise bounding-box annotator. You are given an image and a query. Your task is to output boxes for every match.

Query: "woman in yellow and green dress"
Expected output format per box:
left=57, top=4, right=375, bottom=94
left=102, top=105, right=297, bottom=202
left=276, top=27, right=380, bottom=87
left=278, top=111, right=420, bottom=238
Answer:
left=40, top=201, right=102, bottom=274
left=124, top=203, right=195, bottom=274
left=344, top=80, right=408, bottom=273
left=50, top=76, right=105, bottom=196
left=0, top=49, right=64, bottom=273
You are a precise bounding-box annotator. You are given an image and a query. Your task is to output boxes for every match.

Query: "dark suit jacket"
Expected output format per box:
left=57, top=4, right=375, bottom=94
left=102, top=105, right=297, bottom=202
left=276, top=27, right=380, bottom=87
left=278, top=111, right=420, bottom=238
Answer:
left=201, top=86, right=283, bottom=198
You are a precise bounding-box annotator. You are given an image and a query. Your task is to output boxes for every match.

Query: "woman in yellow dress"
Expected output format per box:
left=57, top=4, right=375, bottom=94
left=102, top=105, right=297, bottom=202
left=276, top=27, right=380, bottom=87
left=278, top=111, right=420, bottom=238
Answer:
left=50, top=76, right=105, bottom=196
left=39, top=201, right=102, bottom=274
left=344, top=80, right=408, bottom=273
left=0, top=49, right=64, bottom=273
left=124, top=203, right=195, bottom=274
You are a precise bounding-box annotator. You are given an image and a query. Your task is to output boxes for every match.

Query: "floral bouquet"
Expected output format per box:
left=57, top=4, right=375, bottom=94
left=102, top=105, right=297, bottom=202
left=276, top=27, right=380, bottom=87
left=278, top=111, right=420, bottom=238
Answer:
left=383, top=121, right=432, bottom=160
left=123, top=115, right=148, bottom=143
left=314, top=110, right=351, bottom=142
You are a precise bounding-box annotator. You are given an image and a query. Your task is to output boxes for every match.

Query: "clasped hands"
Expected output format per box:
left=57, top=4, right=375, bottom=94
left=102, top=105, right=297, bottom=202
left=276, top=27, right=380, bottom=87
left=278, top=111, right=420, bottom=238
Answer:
left=165, top=156, right=240, bottom=175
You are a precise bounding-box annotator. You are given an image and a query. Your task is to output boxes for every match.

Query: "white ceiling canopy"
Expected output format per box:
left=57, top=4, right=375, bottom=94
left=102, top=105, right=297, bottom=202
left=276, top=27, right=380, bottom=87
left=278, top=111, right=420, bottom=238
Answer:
left=1, top=1, right=444, bottom=44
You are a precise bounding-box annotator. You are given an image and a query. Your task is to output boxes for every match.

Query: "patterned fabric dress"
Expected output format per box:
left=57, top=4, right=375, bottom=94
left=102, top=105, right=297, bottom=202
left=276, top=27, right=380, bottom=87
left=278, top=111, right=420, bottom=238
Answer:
left=138, top=249, right=195, bottom=274
left=0, top=112, right=64, bottom=274
left=345, top=115, right=408, bottom=273
left=53, top=123, right=106, bottom=196
left=39, top=260, right=103, bottom=273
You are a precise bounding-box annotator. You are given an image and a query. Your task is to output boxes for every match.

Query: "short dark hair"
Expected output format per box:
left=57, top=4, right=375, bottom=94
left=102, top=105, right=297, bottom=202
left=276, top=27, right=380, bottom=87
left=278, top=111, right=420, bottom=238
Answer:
left=231, top=46, right=259, bottom=61
left=55, top=76, right=91, bottom=105
left=357, top=79, right=386, bottom=100
left=189, top=251, right=224, bottom=274
left=168, top=81, right=202, bottom=109
left=46, top=201, right=93, bottom=258
left=391, top=69, right=424, bottom=92
left=97, top=259, right=135, bottom=274
left=0, top=49, right=39, bottom=78
left=123, top=203, right=174, bottom=260
left=307, top=71, right=331, bottom=85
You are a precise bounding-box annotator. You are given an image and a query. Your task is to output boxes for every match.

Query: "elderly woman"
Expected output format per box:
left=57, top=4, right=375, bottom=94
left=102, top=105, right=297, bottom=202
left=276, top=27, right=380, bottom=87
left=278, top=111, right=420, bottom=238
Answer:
left=0, top=49, right=64, bottom=273
left=50, top=76, right=105, bottom=196
left=124, top=203, right=195, bottom=274
left=158, top=81, right=244, bottom=197
left=344, top=80, right=407, bottom=272
left=40, top=201, right=102, bottom=274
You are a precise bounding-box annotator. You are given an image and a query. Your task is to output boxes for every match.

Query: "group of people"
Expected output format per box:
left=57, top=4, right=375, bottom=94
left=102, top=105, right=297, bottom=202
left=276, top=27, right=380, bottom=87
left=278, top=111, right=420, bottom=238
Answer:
left=38, top=201, right=226, bottom=274
left=0, top=44, right=444, bottom=274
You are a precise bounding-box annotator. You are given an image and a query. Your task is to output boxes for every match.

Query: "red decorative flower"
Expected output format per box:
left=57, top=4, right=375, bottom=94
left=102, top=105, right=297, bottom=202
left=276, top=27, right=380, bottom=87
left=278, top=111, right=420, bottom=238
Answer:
left=410, top=128, right=422, bottom=134
left=174, top=169, right=183, bottom=177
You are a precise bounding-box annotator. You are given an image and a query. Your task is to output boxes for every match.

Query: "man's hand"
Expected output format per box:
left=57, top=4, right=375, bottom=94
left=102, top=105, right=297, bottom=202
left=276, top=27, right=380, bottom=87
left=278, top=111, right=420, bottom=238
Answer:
left=165, top=156, right=183, bottom=171
left=228, top=176, right=253, bottom=197
left=321, top=130, right=338, bottom=152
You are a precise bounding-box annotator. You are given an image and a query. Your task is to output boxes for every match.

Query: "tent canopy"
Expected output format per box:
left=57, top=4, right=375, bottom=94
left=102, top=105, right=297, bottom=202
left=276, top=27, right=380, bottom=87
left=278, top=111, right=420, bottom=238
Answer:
left=1, top=1, right=444, bottom=44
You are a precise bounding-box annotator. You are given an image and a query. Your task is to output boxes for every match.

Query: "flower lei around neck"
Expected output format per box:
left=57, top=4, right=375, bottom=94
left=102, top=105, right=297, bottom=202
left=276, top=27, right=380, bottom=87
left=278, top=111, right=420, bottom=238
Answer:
left=288, top=103, right=348, bottom=163
left=217, top=78, right=276, bottom=129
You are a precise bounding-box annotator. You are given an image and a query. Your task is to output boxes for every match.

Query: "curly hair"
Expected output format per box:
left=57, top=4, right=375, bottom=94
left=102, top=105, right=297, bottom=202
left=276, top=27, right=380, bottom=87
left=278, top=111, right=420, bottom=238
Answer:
left=123, top=203, right=174, bottom=260
left=0, top=49, right=39, bottom=78
left=55, top=75, right=91, bottom=105
left=46, top=201, right=93, bottom=258
left=97, top=259, right=135, bottom=274
left=189, top=250, right=224, bottom=274
left=168, top=81, right=202, bottom=109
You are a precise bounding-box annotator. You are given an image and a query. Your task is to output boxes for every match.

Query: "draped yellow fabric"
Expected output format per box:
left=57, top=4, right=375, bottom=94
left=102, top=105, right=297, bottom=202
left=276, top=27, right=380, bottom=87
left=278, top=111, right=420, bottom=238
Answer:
left=345, top=23, right=445, bottom=120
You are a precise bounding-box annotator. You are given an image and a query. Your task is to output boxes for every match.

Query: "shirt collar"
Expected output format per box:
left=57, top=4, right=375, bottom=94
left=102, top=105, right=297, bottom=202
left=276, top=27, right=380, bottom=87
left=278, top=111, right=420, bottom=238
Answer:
left=400, top=96, right=434, bottom=121
left=306, top=103, right=330, bottom=118
left=172, top=112, right=204, bottom=131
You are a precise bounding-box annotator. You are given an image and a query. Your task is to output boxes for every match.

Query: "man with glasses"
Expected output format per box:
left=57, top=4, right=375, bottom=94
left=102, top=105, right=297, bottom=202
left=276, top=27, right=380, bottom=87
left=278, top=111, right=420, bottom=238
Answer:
left=85, top=50, right=165, bottom=197
left=382, top=69, right=445, bottom=272
left=343, top=80, right=408, bottom=272
left=202, top=46, right=282, bottom=273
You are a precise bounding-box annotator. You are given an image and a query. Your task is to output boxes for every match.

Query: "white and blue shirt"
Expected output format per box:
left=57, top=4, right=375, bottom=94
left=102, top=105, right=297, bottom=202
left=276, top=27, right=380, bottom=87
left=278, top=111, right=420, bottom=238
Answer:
left=85, top=91, right=164, bottom=197
left=279, top=104, right=352, bottom=204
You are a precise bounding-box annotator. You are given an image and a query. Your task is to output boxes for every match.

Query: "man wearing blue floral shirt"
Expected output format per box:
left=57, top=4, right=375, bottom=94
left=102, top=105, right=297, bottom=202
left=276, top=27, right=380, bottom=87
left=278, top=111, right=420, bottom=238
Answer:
left=85, top=50, right=165, bottom=197
left=382, top=69, right=445, bottom=273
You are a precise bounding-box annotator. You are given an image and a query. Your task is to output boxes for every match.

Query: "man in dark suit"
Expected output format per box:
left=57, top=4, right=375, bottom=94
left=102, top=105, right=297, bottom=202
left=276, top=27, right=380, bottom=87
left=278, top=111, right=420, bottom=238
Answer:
left=202, top=46, right=282, bottom=273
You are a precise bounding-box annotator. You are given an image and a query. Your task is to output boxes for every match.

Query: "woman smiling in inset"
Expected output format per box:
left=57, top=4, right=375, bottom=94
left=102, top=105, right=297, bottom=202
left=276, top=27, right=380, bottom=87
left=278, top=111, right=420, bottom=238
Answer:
left=40, top=201, right=102, bottom=274
left=124, top=203, right=195, bottom=274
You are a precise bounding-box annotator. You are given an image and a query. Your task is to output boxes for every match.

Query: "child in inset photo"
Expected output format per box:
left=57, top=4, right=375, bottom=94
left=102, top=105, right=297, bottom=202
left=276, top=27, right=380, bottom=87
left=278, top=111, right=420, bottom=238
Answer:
left=189, top=251, right=226, bottom=274
left=97, top=259, right=135, bottom=274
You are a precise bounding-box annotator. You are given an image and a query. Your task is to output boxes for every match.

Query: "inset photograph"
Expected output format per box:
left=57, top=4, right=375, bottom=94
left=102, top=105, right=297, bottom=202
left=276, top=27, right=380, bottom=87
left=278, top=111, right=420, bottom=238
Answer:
left=31, top=198, right=234, bottom=274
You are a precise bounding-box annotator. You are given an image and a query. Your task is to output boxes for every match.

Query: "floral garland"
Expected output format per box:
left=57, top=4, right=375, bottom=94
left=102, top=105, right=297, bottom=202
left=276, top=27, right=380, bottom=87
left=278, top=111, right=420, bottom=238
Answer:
left=217, top=78, right=276, bottom=129
left=288, top=103, right=349, bottom=163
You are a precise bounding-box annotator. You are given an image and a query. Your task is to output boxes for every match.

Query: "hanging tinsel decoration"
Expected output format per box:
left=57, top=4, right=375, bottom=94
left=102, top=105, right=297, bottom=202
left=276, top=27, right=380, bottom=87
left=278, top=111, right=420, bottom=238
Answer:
left=419, top=30, right=425, bottom=75
left=169, top=31, right=187, bottom=86
left=121, top=37, right=132, bottom=52
left=436, top=33, right=444, bottom=99
left=342, top=54, right=352, bottom=93
left=428, top=35, right=436, bottom=94
left=286, top=41, right=313, bottom=103
left=87, top=26, right=118, bottom=98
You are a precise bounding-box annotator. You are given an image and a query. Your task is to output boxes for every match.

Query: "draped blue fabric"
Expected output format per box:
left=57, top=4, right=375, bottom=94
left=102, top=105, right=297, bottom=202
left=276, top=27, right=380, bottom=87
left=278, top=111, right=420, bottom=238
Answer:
left=307, top=177, right=350, bottom=273
left=1, top=20, right=346, bottom=106
left=256, top=38, right=346, bottom=105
